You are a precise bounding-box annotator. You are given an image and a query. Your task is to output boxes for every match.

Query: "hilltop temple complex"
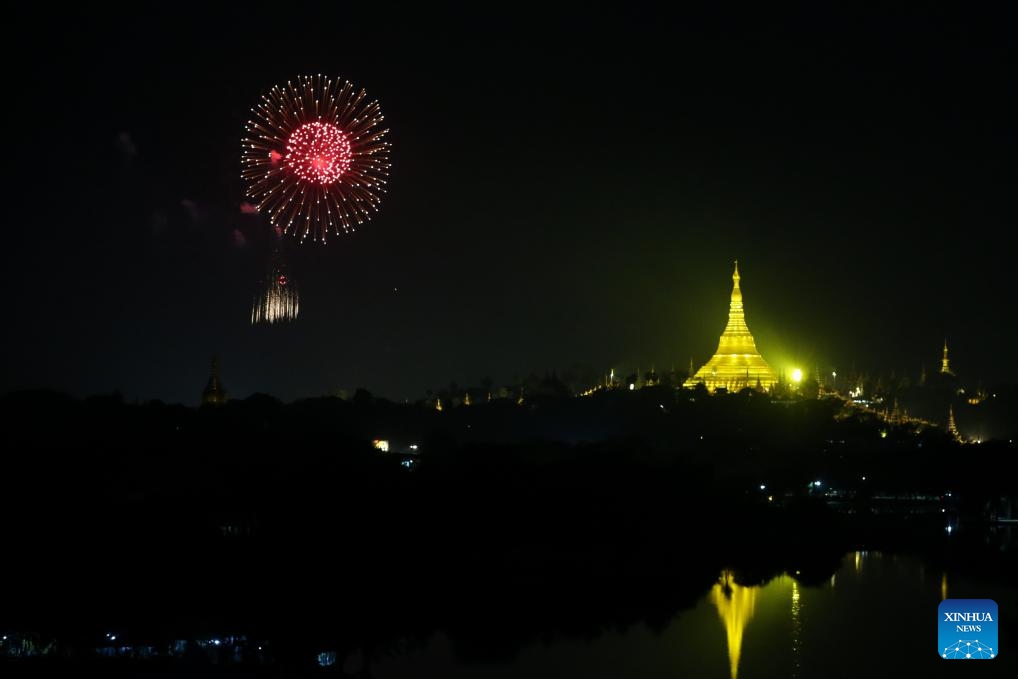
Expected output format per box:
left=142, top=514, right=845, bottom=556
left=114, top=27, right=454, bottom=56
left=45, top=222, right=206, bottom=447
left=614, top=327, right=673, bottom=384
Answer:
left=684, top=261, right=778, bottom=392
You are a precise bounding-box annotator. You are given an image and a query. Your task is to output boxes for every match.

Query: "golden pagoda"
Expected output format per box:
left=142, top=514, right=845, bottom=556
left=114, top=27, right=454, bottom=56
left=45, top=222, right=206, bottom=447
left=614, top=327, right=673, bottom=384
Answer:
left=946, top=404, right=961, bottom=442
left=940, top=339, right=954, bottom=375
left=684, top=261, right=778, bottom=392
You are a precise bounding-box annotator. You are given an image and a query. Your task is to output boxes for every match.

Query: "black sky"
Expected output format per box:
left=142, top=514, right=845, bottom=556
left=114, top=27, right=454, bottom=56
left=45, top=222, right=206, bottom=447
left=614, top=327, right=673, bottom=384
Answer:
left=5, top=4, right=1016, bottom=404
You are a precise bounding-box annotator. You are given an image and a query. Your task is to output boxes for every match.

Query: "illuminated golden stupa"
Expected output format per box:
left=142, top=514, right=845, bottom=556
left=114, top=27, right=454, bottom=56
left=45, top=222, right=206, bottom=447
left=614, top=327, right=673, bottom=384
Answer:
left=940, top=339, right=954, bottom=376
left=684, top=261, right=778, bottom=392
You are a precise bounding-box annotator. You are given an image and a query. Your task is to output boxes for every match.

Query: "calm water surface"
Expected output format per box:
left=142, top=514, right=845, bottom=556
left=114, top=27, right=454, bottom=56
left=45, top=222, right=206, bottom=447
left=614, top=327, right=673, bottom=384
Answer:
left=366, top=551, right=1017, bottom=678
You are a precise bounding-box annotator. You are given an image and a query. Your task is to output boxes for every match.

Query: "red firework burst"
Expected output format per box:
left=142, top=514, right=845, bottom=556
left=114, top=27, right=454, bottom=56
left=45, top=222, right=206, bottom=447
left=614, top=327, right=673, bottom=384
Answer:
left=241, top=74, right=391, bottom=243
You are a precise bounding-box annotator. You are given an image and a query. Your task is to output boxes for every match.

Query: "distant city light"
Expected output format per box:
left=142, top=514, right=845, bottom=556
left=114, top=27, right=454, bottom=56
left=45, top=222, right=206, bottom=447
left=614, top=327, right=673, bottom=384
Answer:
left=409, top=444, right=418, bottom=450
left=814, top=480, right=822, bottom=487
left=759, top=484, right=766, bottom=490
left=946, top=525, right=953, bottom=535
left=767, top=495, right=773, bottom=502
left=861, top=476, right=866, bottom=481
left=791, top=368, right=803, bottom=383
left=372, top=439, right=389, bottom=452
left=629, top=383, right=635, bottom=391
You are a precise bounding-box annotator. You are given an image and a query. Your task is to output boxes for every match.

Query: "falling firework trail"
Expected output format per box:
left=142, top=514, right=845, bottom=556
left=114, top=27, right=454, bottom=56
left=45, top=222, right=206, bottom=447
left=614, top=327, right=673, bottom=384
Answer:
left=251, top=249, right=299, bottom=324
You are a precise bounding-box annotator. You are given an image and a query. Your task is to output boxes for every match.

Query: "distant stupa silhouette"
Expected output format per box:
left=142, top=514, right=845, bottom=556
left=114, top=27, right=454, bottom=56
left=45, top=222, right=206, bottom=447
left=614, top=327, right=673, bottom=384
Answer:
left=201, top=356, right=227, bottom=406
left=684, top=261, right=778, bottom=392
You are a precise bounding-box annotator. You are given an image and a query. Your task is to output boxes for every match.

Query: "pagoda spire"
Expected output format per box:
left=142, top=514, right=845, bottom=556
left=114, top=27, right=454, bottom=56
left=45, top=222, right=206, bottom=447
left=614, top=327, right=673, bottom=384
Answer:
left=940, top=339, right=954, bottom=375
left=201, top=356, right=227, bottom=407
left=684, top=261, right=778, bottom=392
left=947, top=404, right=961, bottom=441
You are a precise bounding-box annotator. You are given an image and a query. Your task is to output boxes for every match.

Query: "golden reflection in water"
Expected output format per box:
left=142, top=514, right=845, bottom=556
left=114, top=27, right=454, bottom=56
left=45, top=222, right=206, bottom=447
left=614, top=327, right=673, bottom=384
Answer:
left=941, top=572, right=948, bottom=601
left=709, top=570, right=758, bottom=679
left=854, top=550, right=861, bottom=573
left=791, top=578, right=802, bottom=678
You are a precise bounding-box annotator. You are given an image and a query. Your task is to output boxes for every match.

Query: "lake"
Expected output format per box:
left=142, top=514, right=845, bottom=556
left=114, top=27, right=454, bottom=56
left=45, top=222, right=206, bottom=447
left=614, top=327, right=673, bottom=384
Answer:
left=3, top=529, right=1017, bottom=677
left=360, top=549, right=1016, bottom=678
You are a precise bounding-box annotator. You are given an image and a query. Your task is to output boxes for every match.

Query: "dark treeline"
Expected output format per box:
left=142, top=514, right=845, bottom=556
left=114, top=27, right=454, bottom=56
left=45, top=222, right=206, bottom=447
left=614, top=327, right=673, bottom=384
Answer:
left=1, top=387, right=1016, bottom=672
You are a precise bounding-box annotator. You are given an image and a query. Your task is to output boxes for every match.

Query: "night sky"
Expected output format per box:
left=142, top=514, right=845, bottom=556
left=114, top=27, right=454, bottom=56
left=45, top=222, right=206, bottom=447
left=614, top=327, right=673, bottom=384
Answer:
left=5, top=5, right=1016, bottom=405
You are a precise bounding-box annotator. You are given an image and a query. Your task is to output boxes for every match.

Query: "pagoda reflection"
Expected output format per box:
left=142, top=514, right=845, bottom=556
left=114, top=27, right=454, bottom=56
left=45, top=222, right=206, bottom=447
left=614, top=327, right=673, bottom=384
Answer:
left=709, top=570, right=759, bottom=679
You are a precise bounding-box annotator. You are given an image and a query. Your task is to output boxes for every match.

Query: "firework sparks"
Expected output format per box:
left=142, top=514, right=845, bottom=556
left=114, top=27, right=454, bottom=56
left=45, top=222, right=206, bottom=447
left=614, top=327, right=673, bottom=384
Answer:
left=251, top=253, right=299, bottom=324
left=241, top=74, right=391, bottom=243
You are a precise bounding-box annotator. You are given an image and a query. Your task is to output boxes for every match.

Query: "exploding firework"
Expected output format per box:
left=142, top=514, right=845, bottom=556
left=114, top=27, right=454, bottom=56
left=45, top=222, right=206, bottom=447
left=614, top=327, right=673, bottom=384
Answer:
left=251, top=253, right=299, bottom=324
left=241, top=74, right=391, bottom=243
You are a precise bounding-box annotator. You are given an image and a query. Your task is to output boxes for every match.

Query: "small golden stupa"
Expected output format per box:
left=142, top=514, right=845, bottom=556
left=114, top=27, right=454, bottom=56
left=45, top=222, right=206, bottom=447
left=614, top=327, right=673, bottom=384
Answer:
left=940, top=339, right=954, bottom=376
left=684, top=261, right=778, bottom=392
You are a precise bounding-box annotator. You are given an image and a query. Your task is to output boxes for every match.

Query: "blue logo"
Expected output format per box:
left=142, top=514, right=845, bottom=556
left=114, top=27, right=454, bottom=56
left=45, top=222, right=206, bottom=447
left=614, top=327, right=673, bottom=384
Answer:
left=939, top=599, right=997, bottom=659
